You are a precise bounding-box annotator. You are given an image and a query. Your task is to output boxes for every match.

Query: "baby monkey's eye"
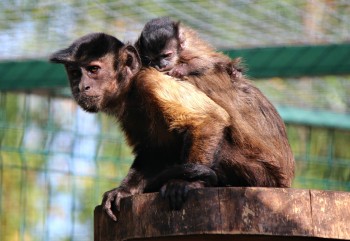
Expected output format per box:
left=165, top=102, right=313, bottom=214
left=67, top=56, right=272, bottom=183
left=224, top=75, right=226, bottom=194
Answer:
left=86, top=65, right=100, bottom=74
left=161, top=52, right=173, bottom=58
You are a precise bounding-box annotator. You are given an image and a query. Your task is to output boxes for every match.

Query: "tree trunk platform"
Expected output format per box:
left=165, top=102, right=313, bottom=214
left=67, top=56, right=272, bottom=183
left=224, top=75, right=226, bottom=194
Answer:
left=94, top=187, right=350, bottom=241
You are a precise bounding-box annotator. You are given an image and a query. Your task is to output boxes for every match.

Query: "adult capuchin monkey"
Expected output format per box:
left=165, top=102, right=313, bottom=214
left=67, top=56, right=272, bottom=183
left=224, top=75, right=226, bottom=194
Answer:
left=50, top=33, right=224, bottom=220
left=50, top=32, right=294, bottom=222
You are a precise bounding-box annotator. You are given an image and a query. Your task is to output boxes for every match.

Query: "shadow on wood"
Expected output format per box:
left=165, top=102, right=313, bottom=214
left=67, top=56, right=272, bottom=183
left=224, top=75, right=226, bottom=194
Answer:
left=94, top=187, right=350, bottom=241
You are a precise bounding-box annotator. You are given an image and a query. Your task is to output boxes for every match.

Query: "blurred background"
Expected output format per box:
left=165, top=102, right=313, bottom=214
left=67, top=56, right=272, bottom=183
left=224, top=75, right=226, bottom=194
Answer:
left=1, top=0, right=350, bottom=240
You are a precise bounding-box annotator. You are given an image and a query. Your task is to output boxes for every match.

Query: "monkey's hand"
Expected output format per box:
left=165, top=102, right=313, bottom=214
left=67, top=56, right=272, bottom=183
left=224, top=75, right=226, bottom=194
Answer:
left=160, top=179, right=205, bottom=210
left=168, top=64, right=189, bottom=78
left=102, top=187, right=131, bottom=221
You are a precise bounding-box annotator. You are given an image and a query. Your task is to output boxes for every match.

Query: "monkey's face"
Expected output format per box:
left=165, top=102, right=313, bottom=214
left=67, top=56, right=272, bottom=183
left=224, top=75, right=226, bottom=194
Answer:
left=141, top=38, right=180, bottom=72
left=65, top=54, right=118, bottom=113
left=50, top=33, right=141, bottom=114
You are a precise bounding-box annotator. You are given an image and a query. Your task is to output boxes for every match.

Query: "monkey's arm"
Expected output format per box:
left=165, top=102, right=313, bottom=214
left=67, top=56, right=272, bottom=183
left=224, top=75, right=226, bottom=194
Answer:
left=168, top=58, right=210, bottom=77
left=102, top=156, right=148, bottom=221
left=169, top=51, right=229, bottom=78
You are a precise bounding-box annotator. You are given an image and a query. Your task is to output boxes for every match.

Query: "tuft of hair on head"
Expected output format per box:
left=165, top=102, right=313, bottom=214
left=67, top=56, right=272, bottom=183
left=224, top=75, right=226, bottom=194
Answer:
left=49, top=33, right=125, bottom=64
left=138, top=17, right=180, bottom=51
left=143, top=17, right=175, bottom=32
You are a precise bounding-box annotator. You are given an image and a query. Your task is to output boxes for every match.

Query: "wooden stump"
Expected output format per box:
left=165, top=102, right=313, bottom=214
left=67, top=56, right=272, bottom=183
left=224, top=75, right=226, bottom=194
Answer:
left=94, top=187, right=350, bottom=241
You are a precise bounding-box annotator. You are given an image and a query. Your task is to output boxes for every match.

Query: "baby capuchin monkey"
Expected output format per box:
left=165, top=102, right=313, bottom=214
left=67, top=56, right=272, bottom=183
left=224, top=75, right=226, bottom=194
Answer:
left=135, top=17, right=243, bottom=79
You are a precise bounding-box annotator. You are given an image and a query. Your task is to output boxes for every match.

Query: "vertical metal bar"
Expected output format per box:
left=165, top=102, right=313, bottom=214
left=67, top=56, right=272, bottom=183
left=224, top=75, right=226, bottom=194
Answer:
left=306, top=126, right=312, bottom=164
left=327, top=129, right=335, bottom=165
left=0, top=92, right=6, bottom=236
left=94, top=114, right=103, bottom=206
left=43, top=95, right=53, bottom=241
left=19, top=94, right=29, bottom=241
left=69, top=106, right=80, bottom=241
left=327, top=128, right=335, bottom=190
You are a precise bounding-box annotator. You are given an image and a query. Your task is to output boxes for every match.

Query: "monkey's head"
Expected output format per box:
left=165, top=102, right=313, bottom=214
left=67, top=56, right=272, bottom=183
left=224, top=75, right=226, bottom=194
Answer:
left=50, top=33, right=141, bottom=113
left=136, top=17, right=183, bottom=72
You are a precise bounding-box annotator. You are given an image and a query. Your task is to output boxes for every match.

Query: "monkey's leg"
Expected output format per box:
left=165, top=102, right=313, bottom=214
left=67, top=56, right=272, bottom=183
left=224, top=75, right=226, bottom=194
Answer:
left=161, top=179, right=207, bottom=210
left=144, top=163, right=218, bottom=210
left=144, top=163, right=218, bottom=192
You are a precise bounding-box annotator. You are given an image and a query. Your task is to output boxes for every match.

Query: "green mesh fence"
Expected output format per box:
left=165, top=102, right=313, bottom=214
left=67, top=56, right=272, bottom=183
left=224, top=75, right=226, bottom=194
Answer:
left=0, top=92, right=133, bottom=241
left=1, top=89, right=350, bottom=241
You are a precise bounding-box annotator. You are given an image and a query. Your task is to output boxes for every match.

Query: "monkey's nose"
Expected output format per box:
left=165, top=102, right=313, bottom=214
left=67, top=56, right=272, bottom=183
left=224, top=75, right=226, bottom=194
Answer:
left=79, top=82, right=90, bottom=92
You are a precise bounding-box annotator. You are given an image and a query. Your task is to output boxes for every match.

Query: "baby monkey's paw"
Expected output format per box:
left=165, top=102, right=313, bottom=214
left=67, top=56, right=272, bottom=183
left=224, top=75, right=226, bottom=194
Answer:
left=168, top=64, right=189, bottom=78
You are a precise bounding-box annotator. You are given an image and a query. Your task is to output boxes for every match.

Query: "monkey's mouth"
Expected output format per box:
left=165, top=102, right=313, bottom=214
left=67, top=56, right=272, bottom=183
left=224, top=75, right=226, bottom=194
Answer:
left=75, top=94, right=101, bottom=113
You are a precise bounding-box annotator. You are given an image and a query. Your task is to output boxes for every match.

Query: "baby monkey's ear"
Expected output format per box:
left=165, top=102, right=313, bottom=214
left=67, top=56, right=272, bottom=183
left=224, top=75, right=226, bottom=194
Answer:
left=174, top=21, right=186, bottom=50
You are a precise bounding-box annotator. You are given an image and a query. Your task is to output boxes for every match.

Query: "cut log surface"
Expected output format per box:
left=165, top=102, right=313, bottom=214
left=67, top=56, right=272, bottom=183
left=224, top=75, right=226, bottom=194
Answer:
left=94, top=187, right=350, bottom=241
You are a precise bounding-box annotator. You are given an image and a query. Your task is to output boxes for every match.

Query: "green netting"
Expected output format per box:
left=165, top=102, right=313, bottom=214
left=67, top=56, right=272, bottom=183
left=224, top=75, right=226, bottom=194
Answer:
left=1, top=91, right=350, bottom=241
left=1, top=1, right=350, bottom=59
left=0, top=92, right=133, bottom=241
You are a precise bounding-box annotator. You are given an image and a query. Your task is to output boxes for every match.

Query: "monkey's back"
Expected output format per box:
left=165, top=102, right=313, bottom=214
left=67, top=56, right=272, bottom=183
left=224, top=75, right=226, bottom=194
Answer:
left=185, top=68, right=295, bottom=187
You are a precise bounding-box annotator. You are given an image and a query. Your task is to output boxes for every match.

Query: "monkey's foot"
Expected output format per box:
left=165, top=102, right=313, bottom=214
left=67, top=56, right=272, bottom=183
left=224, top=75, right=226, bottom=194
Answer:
left=102, top=187, right=131, bottom=221
left=160, top=179, right=205, bottom=210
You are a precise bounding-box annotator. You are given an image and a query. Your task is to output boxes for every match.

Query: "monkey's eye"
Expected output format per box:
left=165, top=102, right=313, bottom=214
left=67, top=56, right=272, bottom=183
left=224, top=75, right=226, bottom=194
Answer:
left=86, top=65, right=100, bottom=74
left=161, top=52, right=173, bottom=59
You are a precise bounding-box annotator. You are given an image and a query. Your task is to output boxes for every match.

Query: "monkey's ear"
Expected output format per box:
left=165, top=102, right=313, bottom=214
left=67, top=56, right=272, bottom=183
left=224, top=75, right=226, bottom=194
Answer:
left=123, top=45, right=141, bottom=77
left=49, top=48, right=74, bottom=64
left=134, top=37, right=141, bottom=51
left=175, top=22, right=186, bottom=50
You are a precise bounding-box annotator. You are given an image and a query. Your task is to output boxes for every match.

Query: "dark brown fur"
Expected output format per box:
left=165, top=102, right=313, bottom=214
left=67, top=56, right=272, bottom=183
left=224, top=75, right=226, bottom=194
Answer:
left=50, top=32, right=294, bottom=221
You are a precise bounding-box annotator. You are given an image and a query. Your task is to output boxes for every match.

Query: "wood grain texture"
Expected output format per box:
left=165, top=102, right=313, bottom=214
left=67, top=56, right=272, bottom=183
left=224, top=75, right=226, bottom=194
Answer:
left=94, top=187, right=350, bottom=241
left=311, top=190, right=350, bottom=239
